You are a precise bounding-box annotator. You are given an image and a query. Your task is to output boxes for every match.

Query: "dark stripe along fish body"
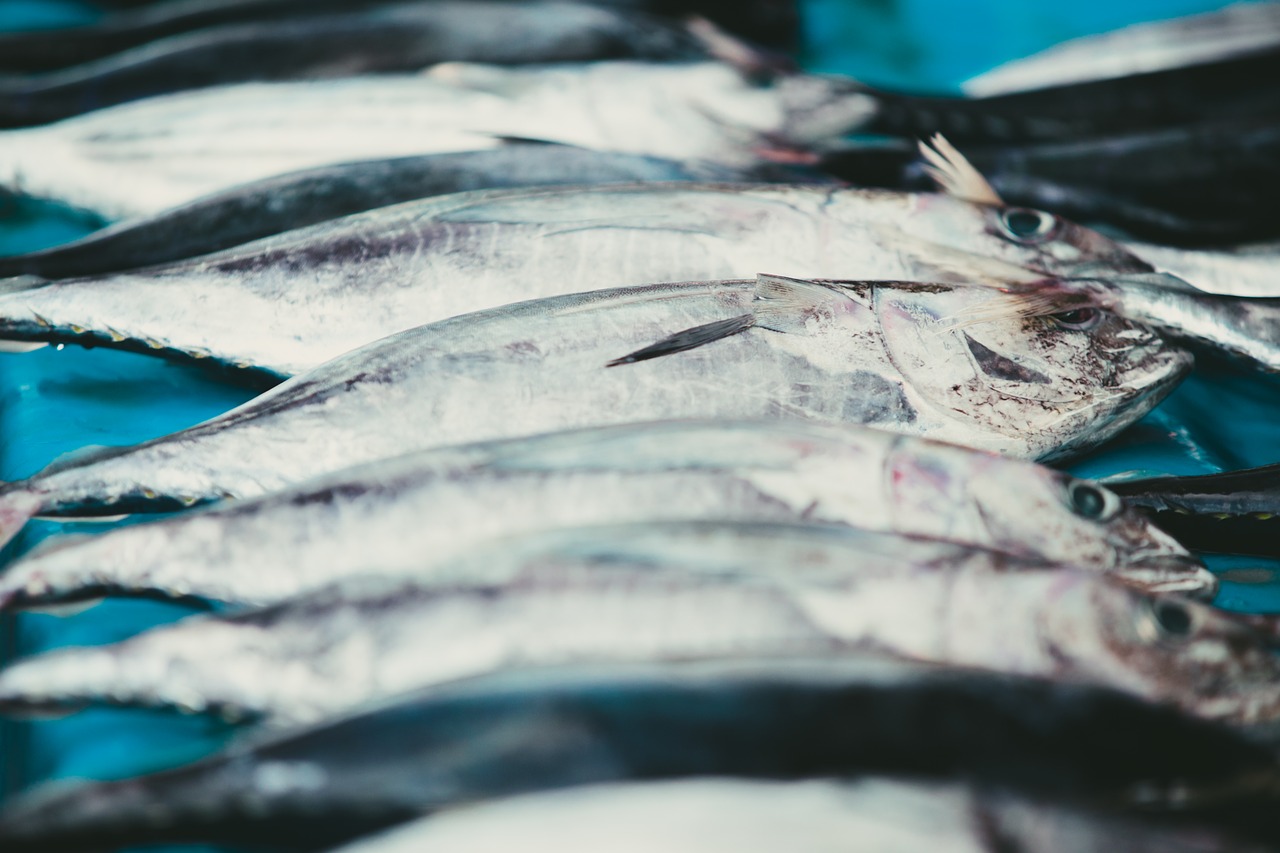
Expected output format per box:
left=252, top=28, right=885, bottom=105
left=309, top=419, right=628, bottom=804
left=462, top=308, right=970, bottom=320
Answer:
left=0, top=0, right=799, bottom=72
left=0, top=148, right=813, bottom=280
left=0, top=523, right=1256, bottom=728
left=0, top=658, right=1274, bottom=853
left=1111, top=464, right=1280, bottom=559
left=0, top=183, right=1154, bottom=380
left=0, top=276, right=1191, bottom=551
left=0, top=1, right=710, bottom=128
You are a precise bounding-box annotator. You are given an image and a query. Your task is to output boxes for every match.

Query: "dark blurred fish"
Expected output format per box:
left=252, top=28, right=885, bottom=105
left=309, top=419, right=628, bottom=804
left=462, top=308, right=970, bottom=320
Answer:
left=0, top=274, right=1191, bottom=550
left=1110, top=464, right=1280, bottom=559
left=0, top=531, right=1253, bottom=727
left=331, top=778, right=1268, bottom=853
left=962, top=3, right=1280, bottom=96
left=0, top=0, right=799, bottom=72
left=0, top=657, right=1273, bottom=853
left=0, top=146, right=815, bottom=280
left=0, top=1, right=714, bottom=128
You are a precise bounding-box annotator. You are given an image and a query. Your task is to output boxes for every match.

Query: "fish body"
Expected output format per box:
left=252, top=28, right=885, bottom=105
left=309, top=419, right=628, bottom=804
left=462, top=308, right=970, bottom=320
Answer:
left=0, top=525, right=1253, bottom=726
left=330, top=778, right=1265, bottom=853
left=0, top=276, right=1192, bottom=549
left=0, top=148, right=789, bottom=280
left=1125, top=241, right=1280, bottom=298
left=0, top=2, right=709, bottom=127
left=0, top=62, right=875, bottom=218
left=0, top=657, right=1270, bottom=853
left=0, top=182, right=1154, bottom=379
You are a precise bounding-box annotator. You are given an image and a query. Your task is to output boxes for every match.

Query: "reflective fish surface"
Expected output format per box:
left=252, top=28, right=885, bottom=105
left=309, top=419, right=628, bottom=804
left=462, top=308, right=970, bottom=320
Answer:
left=0, top=527, right=1251, bottom=726
left=0, top=658, right=1271, bottom=853
left=0, top=1, right=712, bottom=127
left=0, top=61, right=875, bottom=218
left=0, top=181, right=1158, bottom=380
left=330, top=778, right=1267, bottom=853
left=0, top=147, right=794, bottom=280
left=0, top=276, right=1193, bottom=549
left=1125, top=241, right=1280, bottom=298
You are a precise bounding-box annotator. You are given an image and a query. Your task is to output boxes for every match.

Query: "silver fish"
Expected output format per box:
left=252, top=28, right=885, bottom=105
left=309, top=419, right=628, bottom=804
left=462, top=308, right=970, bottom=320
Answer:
left=0, top=419, right=1205, bottom=611
left=962, top=3, right=1280, bottom=97
left=328, top=778, right=1265, bottom=853
left=0, top=179, right=1159, bottom=380
left=0, top=525, right=1255, bottom=727
left=1126, top=240, right=1280, bottom=297
left=0, top=61, right=875, bottom=218
left=0, top=276, right=1192, bottom=549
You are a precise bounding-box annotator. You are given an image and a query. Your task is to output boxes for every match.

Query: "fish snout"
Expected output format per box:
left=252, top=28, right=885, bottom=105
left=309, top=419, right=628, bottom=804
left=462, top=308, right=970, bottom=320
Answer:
left=1115, top=553, right=1218, bottom=601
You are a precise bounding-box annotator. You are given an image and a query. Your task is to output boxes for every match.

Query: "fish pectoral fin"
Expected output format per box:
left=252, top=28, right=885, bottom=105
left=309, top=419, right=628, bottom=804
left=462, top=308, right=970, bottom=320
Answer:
left=752, top=273, right=859, bottom=333
left=606, top=314, right=756, bottom=367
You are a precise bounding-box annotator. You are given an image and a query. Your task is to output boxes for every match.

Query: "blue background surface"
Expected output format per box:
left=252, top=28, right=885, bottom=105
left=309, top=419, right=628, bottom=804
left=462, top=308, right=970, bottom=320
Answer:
left=0, top=1, right=1276, bottom=847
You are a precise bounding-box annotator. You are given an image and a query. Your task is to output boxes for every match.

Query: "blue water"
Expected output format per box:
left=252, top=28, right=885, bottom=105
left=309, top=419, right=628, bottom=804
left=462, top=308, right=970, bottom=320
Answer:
left=0, top=0, right=1275, bottom=840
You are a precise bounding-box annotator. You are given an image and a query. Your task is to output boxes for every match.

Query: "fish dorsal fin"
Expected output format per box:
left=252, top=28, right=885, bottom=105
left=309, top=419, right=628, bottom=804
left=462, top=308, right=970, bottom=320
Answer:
left=753, top=273, right=859, bottom=333
left=918, top=133, right=1003, bottom=206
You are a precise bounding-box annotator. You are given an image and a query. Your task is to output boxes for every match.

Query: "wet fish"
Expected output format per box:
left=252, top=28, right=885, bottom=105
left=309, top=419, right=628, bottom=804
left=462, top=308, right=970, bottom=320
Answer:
left=962, top=3, right=1280, bottom=96
left=0, top=524, right=1248, bottom=727
left=0, top=61, right=875, bottom=219
left=0, top=0, right=800, bottom=73
left=0, top=657, right=1272, bottom=853
left=0, top=147, right=801, bottom=280
left=1124, top=241, right=1280, bottom=298
left=0, top=275, right=1192, bottom=549
left=0, top=175, right=1162, bottom=381
left=330, top=778, right=1266, bottom=853
left=0, top=2, right=713, bottom=128
left=1110, top=464, right=1280, bottom=559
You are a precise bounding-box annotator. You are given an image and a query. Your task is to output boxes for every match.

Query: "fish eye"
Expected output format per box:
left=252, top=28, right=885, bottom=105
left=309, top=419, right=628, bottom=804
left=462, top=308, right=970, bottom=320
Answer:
left=999, top=207, right=1058, bottom=244
left=1067, top=480, right=1120, bottom=522
left=1151, top=598, right=1196, bottom=640
left=1049, top=307, right=1103, bottom=331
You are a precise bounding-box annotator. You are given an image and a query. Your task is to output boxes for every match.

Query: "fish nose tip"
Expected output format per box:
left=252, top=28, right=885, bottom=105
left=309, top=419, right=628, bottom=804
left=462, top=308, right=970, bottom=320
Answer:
left=1123, top=554, right=1218, bottom=600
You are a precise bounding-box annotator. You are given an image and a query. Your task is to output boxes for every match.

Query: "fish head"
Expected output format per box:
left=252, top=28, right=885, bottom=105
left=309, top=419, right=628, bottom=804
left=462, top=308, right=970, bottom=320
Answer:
left=903, top=193, right=1157, bottom=280
left=919, top=451, right=1214, bottom=595
left=1061, top=581, right=1280, bottom=727
left=872, top=280, right=1192, bottom=459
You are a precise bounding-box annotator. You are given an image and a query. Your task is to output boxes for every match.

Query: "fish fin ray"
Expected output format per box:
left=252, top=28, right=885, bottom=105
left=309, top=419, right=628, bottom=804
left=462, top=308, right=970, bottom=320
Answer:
left=606, top=313, right=756, bottom=367
left=918, top=134, right=1003, bottom=206
left=753, top=273, right=858, bottom=333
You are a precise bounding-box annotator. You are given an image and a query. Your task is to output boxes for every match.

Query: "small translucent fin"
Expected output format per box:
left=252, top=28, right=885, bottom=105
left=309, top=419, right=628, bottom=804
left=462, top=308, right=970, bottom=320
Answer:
left=753, top=273, right=858, bottom=333
left=918, top=134, right=1003, bottom=206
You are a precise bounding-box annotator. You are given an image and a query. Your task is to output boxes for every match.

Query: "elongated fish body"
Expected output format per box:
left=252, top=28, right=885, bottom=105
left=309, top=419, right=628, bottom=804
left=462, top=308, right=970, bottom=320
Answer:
left=0, top=183, right=1156, bottom=379
left=1125, top=241, right=1280, bottom=298
left=0, top=63, right=876, bottom=218
left=1110, top=465, right=1280, bottom=559
left=0, top=148, right=778, bottom=280
left=0, top=277, right=1192, bottom=549
left=0, top=0, right=799, bottom=72
left=0, top=658, right=1270, bottom=853
left=331, top=778, right=1265, bottom=853
left=0, top=532, right=1258, bottom=726
left=0, top=2, right=710, bottom=128
left=962, top=3, right=1280, bottom=97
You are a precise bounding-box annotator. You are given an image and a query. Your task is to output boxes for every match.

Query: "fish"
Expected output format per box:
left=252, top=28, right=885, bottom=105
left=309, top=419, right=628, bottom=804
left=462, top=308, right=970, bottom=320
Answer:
left=1123, top=241, right=1280, bottom=298
left=328, top=778, right=1266, bottom=853
left=1109, top=464, right=1280, bottom=559
left=0, top=146, right=807, bottom=280
left=0, top=523, right=1250, bottom=727
left=962, top=3, right=1280, bottom=96
left=0, top=61, right=876, bottom=219
left=0, top=0, right=801, bottom=73
left=0, top=657, right=1272, bottom=853
left=0, top=172, right=1165, bottom=381
left=0, top=274, right=1193, bottom=550
left=0, top=1, right=715, bottom=128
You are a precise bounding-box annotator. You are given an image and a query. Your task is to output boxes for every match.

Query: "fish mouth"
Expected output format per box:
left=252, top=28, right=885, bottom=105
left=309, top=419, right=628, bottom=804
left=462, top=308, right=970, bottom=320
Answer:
left=1113, top=555, right=1219, bottom=600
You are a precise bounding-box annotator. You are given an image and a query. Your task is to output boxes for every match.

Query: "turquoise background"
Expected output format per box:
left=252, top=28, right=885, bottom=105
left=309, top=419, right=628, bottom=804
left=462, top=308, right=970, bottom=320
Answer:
left=0, top=3, right=1276, bottom=849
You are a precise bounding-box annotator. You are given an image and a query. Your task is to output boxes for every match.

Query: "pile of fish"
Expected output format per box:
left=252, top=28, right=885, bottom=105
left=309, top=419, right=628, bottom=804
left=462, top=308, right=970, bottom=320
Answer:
left=1, top=1, right=1280, bottom=850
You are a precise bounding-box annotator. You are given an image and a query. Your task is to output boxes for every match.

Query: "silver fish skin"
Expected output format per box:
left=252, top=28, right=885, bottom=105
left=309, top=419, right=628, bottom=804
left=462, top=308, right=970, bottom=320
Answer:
left=962, top=3, right=1280, bottom=97
left=1127, top=240, right=1280, bottom=297
left=0, top=530, right=1259, bottom=727
left=0, top=420, right=1206, bottom=612
left=0, top=183, right=1157, bottom=380
left=0, top=276, right=1192, bottom=549
left=328, top=778, right=1265, bottom=853
left=0, top=61, right=876, bottom=218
